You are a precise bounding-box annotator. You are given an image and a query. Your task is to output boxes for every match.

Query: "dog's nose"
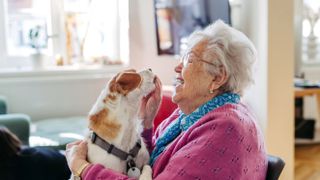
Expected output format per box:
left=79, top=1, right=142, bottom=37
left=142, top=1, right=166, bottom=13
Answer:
left=148, top=68, right=152, bottom=72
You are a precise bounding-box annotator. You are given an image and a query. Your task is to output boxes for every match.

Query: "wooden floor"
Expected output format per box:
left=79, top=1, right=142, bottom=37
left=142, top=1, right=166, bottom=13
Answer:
left=295, top=144, right=320, bottom=180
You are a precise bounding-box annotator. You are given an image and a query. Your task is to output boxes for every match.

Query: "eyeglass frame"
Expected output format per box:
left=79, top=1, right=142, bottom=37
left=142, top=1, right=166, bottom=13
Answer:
left=180, top=51, right=216, bottom=67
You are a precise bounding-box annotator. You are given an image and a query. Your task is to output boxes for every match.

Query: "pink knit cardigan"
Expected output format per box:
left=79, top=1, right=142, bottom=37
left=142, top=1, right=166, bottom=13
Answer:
left=82, top=103, right=267, bottom=180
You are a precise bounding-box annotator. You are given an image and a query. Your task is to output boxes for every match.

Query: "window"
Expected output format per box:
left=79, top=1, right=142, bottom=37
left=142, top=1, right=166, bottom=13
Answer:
left=0, top=0, right=128, bottom=67
left=302, top=0, right=320, bottom=64
left=6, top=0, right=52, bottom=56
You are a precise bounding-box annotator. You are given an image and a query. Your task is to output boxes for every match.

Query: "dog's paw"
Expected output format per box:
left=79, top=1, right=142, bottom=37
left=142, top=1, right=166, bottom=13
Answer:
left=139, top=165, right=152, bottom=180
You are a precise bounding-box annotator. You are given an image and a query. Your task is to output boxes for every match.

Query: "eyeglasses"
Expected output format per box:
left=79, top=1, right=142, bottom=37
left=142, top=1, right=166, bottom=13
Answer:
left=181, top=52, right=215, bottom=67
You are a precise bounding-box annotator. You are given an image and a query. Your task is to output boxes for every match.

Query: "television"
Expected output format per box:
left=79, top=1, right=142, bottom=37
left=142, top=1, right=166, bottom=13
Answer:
left=154, top=0, right=231, bottom=55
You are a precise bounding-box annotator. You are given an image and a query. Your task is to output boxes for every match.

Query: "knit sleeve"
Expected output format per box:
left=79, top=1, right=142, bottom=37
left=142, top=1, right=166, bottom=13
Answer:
left=143, top=108, right=180, bottom=153
left=141, top=128, right=153, bottom=154
left=82, top=164, right=136, bottom=180
left=153, top=114, right=267, bottom=180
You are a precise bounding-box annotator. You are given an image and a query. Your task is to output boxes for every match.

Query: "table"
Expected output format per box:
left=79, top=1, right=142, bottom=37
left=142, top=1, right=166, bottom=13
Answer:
left=295, top=88, right=320, bottom=144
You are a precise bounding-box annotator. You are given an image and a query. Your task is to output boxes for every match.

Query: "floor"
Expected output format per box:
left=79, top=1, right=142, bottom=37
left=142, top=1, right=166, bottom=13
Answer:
left=295, top=144, right=320, bottom=180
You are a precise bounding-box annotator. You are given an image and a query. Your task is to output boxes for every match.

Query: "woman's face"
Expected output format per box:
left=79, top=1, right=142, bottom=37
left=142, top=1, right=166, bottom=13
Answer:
left=172, top=41, right=215, bottom=114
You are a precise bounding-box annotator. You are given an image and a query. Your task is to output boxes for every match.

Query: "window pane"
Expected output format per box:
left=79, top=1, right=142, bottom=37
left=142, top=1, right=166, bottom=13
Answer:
left=64, top=0, right=123, bottom=65
left=302, top=0, right=320, bottom=63
left=6, top=0, right=52, bottom=56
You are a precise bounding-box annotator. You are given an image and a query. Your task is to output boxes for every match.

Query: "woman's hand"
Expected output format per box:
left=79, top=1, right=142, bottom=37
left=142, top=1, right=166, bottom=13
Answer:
left=139, top=76, right=162, bottom=129
left=66, top=140, right=89, bottom=175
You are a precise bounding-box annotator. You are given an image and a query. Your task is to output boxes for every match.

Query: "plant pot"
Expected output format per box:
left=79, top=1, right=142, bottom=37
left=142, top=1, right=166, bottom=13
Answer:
left=31, top=53, right=46, bottom=69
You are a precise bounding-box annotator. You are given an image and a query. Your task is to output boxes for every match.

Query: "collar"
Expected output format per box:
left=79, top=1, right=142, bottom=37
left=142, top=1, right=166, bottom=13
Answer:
left=90, top=132, right=141, bottom=161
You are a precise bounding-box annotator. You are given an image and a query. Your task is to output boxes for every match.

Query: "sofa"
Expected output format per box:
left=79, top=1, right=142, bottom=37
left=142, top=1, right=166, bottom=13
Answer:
left=0, top=96, right=87, bottom=149
left=0, top=91, right=177, bottom=150
left=0, top=96, right=31, bottom=145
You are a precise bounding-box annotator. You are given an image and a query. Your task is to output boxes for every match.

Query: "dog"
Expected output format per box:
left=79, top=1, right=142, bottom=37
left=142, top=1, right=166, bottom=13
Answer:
left=85, top=69, right=155, bottom=179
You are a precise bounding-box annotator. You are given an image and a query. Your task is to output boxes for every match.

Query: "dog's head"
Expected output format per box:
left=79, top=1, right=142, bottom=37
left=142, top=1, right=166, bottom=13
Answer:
left=88, top=69, right=156, bottom=141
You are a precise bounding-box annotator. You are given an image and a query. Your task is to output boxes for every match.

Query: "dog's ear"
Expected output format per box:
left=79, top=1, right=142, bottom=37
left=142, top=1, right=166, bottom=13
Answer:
left=123, top=69, right=136, bottom=73
left=115, top=72, right=141, bottom=95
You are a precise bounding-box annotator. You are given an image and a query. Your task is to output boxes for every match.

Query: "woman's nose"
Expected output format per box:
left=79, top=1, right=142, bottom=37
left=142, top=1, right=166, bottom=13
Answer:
left=174, top=62, right=183, bottom=73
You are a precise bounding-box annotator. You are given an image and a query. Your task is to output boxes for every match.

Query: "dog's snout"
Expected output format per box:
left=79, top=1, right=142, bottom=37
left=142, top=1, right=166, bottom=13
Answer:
left=148, top=68, right=152, bottom=72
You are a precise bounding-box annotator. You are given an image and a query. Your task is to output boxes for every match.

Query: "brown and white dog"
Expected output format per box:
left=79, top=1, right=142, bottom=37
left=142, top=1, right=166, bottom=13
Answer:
left=85, top=69, right=154, bottom=180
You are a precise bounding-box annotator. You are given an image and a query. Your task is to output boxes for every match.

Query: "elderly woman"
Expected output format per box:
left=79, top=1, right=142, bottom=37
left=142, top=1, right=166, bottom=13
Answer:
left=66, top=20, right=267, bottom=179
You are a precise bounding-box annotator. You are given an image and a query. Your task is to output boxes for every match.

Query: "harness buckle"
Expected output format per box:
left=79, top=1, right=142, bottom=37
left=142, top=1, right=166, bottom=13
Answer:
left=91, top=132, right=97, bottom=143
left=107, top=144, right=114, bottom=153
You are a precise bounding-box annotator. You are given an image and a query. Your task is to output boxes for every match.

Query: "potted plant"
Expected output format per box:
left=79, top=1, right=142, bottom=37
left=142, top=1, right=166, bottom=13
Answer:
left=29, top=25, right=48, bottom=68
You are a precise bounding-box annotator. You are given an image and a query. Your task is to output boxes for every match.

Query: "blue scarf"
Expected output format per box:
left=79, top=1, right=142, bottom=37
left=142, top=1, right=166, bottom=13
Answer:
left=149, top=92, right=240, bottom=165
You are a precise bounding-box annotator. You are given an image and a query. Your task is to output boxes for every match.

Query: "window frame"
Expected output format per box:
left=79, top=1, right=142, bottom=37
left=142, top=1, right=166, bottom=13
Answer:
left=300, top=0, right=320, bottom=66
left=0, top=0, right=128, bottom=69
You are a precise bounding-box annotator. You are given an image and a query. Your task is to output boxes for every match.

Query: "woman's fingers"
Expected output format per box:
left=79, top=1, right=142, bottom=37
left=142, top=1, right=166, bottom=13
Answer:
left=154, top=77, right=162, bottom=98
left=155, top=76, right=162, bottom=89
left=66, top=140, right=82, bottom=149
left=138, top=76, right=163, bottom=128
left=65, top=140, right=88, bottom=159
left=77, top=141, right=88, bottom=159
left=65, top=140, right=89, bottom=173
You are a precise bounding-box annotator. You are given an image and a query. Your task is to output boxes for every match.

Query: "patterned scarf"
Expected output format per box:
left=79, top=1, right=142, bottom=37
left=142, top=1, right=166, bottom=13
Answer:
left=149, top=92, right=240, bottom=165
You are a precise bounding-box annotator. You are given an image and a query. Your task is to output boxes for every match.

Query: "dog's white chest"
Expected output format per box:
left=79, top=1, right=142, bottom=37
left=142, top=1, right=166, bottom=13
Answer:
left=87, top=142, right=126, bottom=173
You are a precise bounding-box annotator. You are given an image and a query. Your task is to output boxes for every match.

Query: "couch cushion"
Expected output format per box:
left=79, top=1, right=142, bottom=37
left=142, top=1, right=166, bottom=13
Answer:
left=30, top=116, right=88, bottom=147
left=0, top=114, right=30, bottom=145
left=0, top=96, right=7, bottom=114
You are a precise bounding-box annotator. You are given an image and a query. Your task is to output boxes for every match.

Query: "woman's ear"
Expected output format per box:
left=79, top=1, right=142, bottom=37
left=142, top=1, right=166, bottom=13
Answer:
left=209, top=67, right=227, bottom=91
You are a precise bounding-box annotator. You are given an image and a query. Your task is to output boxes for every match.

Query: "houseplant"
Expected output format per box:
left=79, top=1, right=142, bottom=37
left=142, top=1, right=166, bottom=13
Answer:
left=29, top=25, right=47, bottom=69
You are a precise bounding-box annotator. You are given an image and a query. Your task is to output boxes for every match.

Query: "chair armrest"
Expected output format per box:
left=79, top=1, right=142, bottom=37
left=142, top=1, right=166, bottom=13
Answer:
left=267, top=154, right=285, bottom=180
left=0, top=96, right=7, bottom=114
left=0, top=114, right=31, bottom=145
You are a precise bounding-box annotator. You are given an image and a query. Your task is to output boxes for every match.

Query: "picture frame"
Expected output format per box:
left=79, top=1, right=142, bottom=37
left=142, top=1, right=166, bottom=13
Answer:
left=154, top=0, right=231, bottom=56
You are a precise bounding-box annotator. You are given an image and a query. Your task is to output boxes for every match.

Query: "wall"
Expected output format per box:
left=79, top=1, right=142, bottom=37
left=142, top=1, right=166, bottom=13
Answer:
left=0, top=0, right=7, bottom=68
left=128, top=0, right=177, bottom=86
left=267, top=0, right=295, bottom=179
left=0, top=67, right=122, bottom=121
left=238, top=0, right=268, bottom=134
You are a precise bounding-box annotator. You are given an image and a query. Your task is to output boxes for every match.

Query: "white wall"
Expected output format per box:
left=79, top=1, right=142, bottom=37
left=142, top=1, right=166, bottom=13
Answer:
left=267, top=0, right=295, bottom=179
left=128, top=0, right=177, bottom=86
left=238, top=0, right=268, bottom=134
left=0, top=67, right=122, bottom=121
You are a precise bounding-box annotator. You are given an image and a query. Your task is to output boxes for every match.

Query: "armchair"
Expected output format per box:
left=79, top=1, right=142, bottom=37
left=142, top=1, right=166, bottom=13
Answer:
left=0, top=96, right=31, bottom=145
left=266, top=154, right=285, bottom=180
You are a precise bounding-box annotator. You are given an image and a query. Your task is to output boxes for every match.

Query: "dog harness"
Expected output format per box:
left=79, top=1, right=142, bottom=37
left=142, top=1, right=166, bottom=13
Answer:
left=90, top=132, right=142, bottom=178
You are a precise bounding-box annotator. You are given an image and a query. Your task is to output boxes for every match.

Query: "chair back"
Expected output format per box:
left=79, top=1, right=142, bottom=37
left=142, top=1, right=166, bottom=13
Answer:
left=266, top=154, right=285, bottom=180
left=153, top=92, right=177, bottom=131
left=0, top=96, right=7, bottom=114
left=0, top=114, right=31, bottom=145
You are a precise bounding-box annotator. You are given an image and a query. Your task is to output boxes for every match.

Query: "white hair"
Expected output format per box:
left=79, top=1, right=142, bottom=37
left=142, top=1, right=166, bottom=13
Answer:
left=186, top=20, right=257, bottom=95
